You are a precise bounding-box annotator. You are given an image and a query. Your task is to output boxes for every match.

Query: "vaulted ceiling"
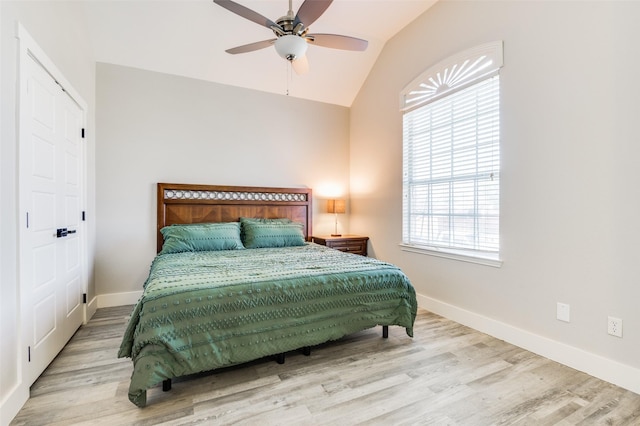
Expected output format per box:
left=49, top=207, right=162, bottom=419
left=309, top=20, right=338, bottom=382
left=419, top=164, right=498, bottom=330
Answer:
left=82, top=0, right=436, bottom=106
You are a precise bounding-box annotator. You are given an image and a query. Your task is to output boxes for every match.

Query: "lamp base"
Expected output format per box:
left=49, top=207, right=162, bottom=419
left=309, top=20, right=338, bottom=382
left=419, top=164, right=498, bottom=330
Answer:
left=331, top=233, right=342, bottom=237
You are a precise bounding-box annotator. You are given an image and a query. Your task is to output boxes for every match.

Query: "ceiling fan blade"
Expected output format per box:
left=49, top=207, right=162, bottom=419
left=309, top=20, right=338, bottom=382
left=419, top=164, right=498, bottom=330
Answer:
left=214, top=0, right=280, bottom=30
left=225, top=39, right=276, bottom=54
left=307, top=34, right=368, bottom=51
left=294, top=0, right=333, bottom=28
left=292, top=55, right=309, bottom=75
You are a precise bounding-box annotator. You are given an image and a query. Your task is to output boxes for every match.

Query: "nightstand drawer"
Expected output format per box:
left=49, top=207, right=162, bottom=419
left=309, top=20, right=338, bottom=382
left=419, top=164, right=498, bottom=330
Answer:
left=312, top=235, right=369, bottom=256
left=327, top=240, right=366, bottom=255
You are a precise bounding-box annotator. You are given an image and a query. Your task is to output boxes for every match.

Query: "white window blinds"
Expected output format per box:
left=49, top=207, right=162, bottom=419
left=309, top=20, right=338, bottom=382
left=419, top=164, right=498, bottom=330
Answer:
left=402, top=50, right=501, bottom=255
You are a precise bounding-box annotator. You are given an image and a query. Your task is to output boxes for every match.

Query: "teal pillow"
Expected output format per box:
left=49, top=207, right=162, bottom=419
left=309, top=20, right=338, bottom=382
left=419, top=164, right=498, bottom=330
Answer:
left=240, top=219, right=305, bottom=249
left=159, top=222, right=244, bottom=254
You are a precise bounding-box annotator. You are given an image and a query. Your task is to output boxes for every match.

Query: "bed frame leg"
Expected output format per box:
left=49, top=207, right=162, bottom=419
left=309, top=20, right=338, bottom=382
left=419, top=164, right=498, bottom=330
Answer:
left=382, top=325, right=389, bottom=339
left=162, top=379, right=172, bottom=392
left=302, top=346, right=311, bottom=356
left=276, top=353, right=285, bottom=364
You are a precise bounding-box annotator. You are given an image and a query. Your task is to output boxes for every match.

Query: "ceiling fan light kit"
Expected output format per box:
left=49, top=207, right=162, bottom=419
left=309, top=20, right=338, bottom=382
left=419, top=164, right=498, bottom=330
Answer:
left=213, top=0, right=368, bottom=74
left=275, top=35, right=308, bottom=61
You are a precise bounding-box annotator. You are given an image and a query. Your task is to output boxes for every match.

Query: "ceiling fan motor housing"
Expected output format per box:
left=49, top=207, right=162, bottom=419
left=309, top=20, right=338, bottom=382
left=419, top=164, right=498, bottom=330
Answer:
left=274, top=15, right=307, bottom=36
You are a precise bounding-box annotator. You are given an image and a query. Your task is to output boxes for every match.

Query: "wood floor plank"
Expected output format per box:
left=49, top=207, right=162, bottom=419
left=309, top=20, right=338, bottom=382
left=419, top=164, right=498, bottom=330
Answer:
left=10, top=307, right=640, bottom=426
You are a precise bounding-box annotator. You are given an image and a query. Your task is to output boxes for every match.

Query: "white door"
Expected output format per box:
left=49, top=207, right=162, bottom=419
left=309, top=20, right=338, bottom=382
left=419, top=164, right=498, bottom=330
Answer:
left=58, top=89, right=84, bottom=344
left=19, top=52, right=85, bottom=384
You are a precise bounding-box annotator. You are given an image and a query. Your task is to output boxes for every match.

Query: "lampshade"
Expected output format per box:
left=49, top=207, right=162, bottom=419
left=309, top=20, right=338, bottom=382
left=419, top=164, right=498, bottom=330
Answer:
left=327, top=199, right=346, bottom=214
left=274, top=35, right=308, bottom=61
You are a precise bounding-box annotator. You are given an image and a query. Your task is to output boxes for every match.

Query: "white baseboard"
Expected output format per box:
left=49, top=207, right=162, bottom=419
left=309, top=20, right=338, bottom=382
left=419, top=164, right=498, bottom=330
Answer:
left=417, top=293, right=640, bottom=396
left=85, top=295, right=98, bottom=323
left=1, top=382, right=28, bottom=426
left=97, top=291, right=142, bottom=308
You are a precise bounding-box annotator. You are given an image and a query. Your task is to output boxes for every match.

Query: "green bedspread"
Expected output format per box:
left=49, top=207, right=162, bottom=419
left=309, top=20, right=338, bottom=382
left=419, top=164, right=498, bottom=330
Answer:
left=118, top=243, right=417, bottom=407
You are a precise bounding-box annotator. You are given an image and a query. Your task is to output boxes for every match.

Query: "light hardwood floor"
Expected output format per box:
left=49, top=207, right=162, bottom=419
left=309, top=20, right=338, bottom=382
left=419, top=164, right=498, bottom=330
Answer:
left=11, top=306, right=640, bottom=425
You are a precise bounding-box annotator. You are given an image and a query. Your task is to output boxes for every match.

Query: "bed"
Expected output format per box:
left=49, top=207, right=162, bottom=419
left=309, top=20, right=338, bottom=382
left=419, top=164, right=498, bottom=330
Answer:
left=118, top=183, right=417, bottom=407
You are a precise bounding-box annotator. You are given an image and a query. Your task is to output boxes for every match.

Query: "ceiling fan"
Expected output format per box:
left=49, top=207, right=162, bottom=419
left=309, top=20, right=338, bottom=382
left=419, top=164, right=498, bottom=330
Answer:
left=213, top=0, right=368, bottom=74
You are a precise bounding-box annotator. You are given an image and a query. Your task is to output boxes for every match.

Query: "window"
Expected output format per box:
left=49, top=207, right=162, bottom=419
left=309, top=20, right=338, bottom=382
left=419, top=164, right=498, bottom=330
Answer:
left=400, top=42, right=503, bottom=265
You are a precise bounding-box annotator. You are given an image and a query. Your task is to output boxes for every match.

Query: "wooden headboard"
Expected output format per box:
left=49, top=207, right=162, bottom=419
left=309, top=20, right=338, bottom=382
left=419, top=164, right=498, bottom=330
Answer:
left=157, top=183, right=313, bottom=253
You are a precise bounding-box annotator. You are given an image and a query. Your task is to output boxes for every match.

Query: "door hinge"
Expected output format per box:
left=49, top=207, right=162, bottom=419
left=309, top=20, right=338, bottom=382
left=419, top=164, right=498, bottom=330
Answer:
left=81, top=128, right=85, bottom=139
left=82, top=211, right=86, bottom=221
left=83, top=293, right=87, bottom=304
left=28, top=346, right=31, bottom=362
left=26, top=212, right=29, bottom=228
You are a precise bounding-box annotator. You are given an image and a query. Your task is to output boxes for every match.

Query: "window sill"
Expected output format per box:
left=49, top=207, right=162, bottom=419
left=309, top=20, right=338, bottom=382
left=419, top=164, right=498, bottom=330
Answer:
left=399, top=244, right=503, bottom=268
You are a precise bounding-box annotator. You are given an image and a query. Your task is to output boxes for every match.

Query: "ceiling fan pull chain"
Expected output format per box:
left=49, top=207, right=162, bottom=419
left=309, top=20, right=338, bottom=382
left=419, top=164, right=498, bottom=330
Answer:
left=286, top=61, right=290, bottom=96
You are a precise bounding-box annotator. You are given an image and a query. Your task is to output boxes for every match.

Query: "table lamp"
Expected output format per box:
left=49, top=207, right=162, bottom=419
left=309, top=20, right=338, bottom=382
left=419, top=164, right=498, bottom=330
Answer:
left=327, top=199, right=346, bottom=236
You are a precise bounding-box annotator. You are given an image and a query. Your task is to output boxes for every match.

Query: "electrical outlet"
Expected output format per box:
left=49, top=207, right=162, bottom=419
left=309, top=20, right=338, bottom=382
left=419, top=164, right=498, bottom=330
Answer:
left=608, top=316, right=623, bottom=337
left=556, top=302, right=570, bottom=322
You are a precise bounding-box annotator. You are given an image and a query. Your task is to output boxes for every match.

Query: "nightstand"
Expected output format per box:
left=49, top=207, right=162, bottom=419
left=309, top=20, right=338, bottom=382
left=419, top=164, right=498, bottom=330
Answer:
left=312, top=235, right=369, bottom=256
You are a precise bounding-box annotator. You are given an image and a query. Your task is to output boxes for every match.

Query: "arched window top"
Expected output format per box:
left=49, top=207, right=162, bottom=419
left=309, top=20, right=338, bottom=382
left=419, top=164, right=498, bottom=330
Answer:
left=400, top=41, right=503, bottom=112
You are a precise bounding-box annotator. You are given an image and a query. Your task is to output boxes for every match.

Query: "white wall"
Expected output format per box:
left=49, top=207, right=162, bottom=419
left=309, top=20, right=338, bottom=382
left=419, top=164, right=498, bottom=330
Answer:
left=350, top=0, right=640, bottom=393
left=0, top=2, right=96, bottom=424
left=95, top=63, right=351, bottom=305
